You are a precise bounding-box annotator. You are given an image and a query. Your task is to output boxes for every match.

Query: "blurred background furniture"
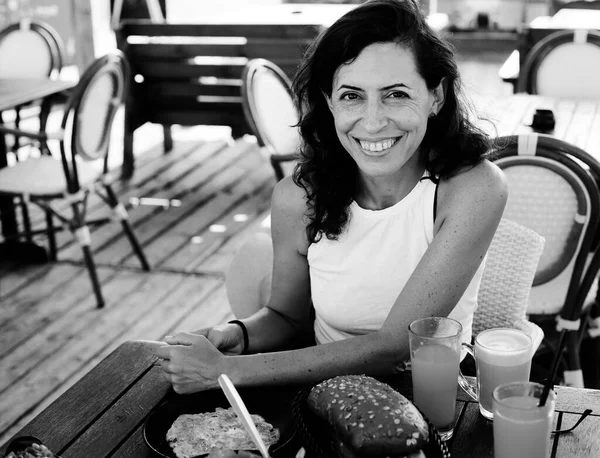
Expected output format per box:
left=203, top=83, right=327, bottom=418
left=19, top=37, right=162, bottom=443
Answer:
left=0, top=19, right=65, bottom=153
left=490, top=133, right=600, bottom=388
left=517, top=29, right=600, bottom=97
left=0, top=52, right=150, bottom=308
left=550, top=0, right=600, bottom=14
left=114, top=8, right=326, bottom=178
left=0, top=77, right=76, bottom=263
left=499, top=5, right=600, bottom=92
left=241, top=58, right=300, bottom=182
left=474, top=218, right=546, bottom=352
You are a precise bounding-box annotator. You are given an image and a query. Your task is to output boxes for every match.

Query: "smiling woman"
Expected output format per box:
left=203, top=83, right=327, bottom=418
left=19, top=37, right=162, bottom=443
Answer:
left=156, top=0, right=507, bottom=411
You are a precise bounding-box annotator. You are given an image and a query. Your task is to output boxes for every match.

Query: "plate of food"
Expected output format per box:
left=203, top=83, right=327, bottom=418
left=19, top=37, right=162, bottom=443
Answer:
left=292, top=375, right=451, bottom=458
left=144, top=384, right=300, bottom=458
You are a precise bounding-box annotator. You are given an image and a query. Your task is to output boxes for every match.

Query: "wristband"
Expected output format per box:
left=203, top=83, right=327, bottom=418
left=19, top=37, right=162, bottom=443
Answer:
left=228, top=320, right=249, bottom=354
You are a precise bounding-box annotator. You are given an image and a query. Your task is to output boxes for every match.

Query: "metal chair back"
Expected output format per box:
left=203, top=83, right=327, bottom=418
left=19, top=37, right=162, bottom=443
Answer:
left=241, top=58, right=301, bottom=181
left=0, top=19, right=64, bottom=79
left=57, top=52, right=128, bottom=194
left=518, top=29, right=600, bottom=98
left=492, top=134, right=600, bottom=318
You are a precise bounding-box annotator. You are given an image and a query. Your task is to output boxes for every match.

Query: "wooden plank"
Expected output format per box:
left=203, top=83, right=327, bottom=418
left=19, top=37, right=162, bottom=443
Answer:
left=0, top=263, right=56, bottom=301
left=198, top=207, right=271, bottom=274
left=0, top=341, right=166, bottom=456
left=101, top=143, right=269, bottom=267
left=137, top=61, right=246, bottom=80
left=119, top=21, right=321, bottom=40
left=128, top=39, right=310, bottom=60
left=148, top=108, right=247, bottom=128
left=146, top=82, right=242, bottom=98
left=62, top=368, right=167, bottom=458
left=448, top=402, right=493, bottom=458
left=563, top=101, right=598, bottom=151
left=123, top=168, right=272, bottom=268
left=159, top=184, right=273, bottom=272
left=553, top=412, right=600, bottom=457
left=0, top=264, right=100, bottom=360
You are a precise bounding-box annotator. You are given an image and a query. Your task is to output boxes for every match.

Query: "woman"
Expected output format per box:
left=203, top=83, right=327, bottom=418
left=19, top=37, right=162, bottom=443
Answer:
left=157, top=0, right=507, bottom=393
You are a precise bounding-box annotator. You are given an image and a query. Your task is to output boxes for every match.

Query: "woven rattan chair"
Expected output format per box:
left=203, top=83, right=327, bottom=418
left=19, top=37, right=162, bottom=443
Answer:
left=517, top=29, right=600, bottom=98
left=0, top=19, right=65, bottom=151
left=241, top=58, right=301, bottom=181
left=474, top=218, right=545, bottom=351
left=0, top=52, right=150, bottom=308
left=491, top=134, right=600, bottom=387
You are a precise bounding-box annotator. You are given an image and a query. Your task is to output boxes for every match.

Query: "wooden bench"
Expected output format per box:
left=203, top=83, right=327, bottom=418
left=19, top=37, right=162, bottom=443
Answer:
left=115, top=20, right=321, bottom=178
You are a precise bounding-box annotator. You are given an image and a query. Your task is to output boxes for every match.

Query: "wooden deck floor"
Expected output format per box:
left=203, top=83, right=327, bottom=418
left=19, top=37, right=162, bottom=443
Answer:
left=0, top=127, right=277, bottom=443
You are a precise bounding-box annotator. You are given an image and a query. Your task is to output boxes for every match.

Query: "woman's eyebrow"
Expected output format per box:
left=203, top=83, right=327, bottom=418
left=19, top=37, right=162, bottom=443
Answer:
left=336, top=83, right=410, bottom=91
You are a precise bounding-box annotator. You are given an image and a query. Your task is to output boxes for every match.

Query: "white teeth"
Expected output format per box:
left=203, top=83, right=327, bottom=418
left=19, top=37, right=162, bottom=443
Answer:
left=358, top=138, right=398, bottom=152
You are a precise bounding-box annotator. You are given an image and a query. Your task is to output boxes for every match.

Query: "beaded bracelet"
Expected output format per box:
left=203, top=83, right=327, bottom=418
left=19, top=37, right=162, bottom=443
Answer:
left=228, top=319, right=249, bottom=355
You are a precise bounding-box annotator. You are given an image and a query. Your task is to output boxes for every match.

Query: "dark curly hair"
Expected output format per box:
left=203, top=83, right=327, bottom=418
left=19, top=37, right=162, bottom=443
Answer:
left=292, top=0, right=492, bottom=243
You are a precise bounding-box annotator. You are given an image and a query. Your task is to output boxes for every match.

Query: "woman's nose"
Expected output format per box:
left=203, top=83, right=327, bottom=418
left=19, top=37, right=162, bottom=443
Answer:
left=361, top=100, right=388, bottom=132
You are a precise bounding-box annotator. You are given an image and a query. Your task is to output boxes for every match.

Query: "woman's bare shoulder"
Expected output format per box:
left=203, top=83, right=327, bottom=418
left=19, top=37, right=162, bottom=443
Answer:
left=443, top=159, right=507, bottom=200
left=437, top=160, right=507, bottom=222
left=271, top=176, right=309, bottom=218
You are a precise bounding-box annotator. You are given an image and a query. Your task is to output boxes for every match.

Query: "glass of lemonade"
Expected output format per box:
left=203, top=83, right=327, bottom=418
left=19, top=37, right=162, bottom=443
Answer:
left=458, top=328, right=532, bottom=420
left=493, top=381, right=555, bottom=458
left=409, top=317, right=462, bottom=441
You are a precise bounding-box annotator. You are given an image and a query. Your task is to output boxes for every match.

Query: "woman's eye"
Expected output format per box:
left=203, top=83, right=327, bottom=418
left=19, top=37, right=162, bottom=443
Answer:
left=389, top=91, right=409, bottom=99
left=340, top=92, right=360, bottom=101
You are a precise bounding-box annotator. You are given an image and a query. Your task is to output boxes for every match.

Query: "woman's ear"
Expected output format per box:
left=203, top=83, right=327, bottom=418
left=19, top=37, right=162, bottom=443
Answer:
left=323, top=91, right=334, bottom=113
left=431, top=77, right=447, bottom=116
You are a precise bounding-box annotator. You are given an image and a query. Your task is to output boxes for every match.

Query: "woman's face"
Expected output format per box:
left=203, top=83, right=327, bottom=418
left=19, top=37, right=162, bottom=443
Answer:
left=326, top=42, right=445, bottom=178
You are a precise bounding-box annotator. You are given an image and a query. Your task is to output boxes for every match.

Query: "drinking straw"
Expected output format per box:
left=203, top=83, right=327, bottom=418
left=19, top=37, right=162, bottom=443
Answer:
left=539, top=330, right=567, bottom=407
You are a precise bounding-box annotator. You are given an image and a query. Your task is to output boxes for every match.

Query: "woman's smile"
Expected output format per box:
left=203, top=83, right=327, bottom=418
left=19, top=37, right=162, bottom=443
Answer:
left=354, top=136, right=403, bottom=156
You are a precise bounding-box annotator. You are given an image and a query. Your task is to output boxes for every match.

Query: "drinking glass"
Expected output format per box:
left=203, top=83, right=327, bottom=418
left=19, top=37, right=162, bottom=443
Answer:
left=409, top=316, right=462, bottom=441
left=458, top=327, right=532, bottom=420
left=493, top=381, right=555, bottom=458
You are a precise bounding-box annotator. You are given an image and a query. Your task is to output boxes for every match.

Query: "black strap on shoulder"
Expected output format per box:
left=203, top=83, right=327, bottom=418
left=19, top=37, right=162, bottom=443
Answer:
left=433, top=182, right=439, bottom=223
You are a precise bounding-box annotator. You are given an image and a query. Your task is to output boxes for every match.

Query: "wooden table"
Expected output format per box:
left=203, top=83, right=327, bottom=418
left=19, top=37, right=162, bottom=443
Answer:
left=0, top=339, right=598, bottom=457
left=0, top=78, right=76, bottom=256
left=499, top=8, right=600, bottom=91
left=470, top=93, right=600, bottom=163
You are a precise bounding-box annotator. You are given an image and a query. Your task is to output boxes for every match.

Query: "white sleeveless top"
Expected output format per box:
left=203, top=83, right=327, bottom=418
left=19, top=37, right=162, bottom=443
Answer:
left=307, top=176, right=484, bottom=346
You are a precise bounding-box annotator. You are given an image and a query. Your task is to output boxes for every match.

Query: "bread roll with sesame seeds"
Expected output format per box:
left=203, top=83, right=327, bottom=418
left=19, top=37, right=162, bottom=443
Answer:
left=307, top=375, right=429, bottom=457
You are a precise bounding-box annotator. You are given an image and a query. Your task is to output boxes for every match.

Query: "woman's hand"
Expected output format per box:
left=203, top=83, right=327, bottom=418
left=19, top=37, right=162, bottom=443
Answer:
left=166, top=323, right=244, bottom=355
left=156, top=332, right=229, bottom=393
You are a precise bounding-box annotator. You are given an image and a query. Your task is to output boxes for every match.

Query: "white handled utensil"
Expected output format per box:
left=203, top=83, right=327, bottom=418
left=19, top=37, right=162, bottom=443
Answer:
left=218, top=374, right=271, bottom=458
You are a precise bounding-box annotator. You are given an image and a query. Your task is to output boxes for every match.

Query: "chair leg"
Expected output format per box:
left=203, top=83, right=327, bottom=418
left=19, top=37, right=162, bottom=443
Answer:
left=104, top=183, right=150, bottom=271
left=20, top=197, right=33, bottom=243
left=122, top=112, right=135, bottom=179
left=71, top=203, right=104, bottom=308
left=45, top=209, right=57, bottom=261
left=163, top=125, right=173, bottom=153
left=14, top=105, right=21, bottom=152
left=564, top=331, right=585, bottom=388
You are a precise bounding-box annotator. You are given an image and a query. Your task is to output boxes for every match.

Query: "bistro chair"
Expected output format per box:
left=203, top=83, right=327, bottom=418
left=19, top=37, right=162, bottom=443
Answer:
left=0, top=19, right=65, bottom=151
left=491, top=133, right=600, bottom=387
left=0, top=52, right=150, bottom=308
left=241, top=58, right=301, bottom=181
left=474, top=218, right=546, bottom=352
left=517, top=29, right=600, bottom=98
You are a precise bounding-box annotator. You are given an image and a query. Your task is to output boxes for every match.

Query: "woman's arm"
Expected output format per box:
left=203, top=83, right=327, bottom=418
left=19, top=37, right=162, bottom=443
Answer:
left=225, top=160, right=508, bottom=387
left=158, top=160, right=507, bottom=392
